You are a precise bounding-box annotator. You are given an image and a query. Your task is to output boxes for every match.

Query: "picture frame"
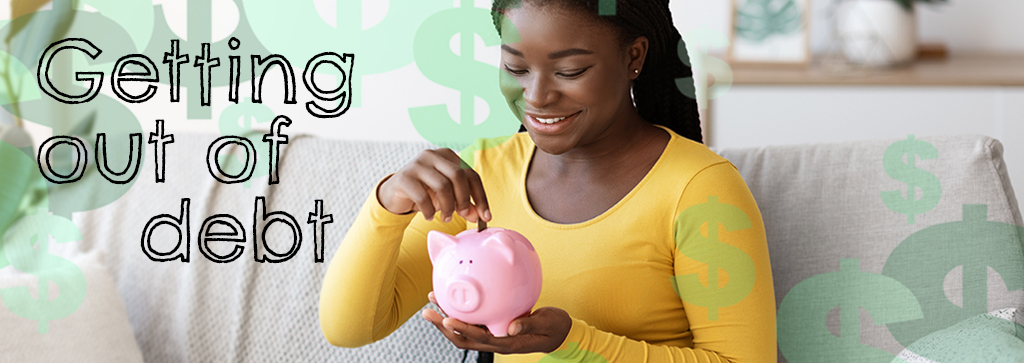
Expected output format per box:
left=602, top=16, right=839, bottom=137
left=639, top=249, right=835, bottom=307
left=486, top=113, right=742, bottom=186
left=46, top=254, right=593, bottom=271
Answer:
left=728, top=0, right=811, bottom=66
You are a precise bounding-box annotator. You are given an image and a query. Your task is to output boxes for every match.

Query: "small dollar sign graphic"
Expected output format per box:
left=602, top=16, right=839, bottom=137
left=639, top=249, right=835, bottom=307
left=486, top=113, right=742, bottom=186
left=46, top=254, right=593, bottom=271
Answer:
left=676, top=26, right=733, bottom=110
left=217, top=99, right=275, bottom=188
left=882, top=204, right=1024, bottom=347
left=409, top=1, right=522, bottom=150
left=777, top=259, right=923, bottom=363
left=0, top=213, right=86, bottom=334
left=671, top=196, right=756, bottom=320
left=881, top=135, right=942, bottom=224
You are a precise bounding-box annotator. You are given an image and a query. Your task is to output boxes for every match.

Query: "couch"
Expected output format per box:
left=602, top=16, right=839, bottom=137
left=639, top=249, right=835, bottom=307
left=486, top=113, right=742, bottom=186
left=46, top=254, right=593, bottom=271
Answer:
left=9, top=132, right=1021, bottom=362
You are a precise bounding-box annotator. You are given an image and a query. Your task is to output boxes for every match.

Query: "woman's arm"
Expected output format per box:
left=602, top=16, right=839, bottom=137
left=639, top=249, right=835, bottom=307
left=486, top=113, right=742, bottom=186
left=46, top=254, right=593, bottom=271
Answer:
left=318, top=174, right=470, bottom=347
left=319, top=146, right=491, bottom=347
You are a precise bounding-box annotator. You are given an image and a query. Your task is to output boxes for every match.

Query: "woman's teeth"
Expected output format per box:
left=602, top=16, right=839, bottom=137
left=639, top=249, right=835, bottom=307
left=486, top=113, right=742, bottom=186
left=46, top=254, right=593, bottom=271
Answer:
left=536, top=115, right=569, bottom=124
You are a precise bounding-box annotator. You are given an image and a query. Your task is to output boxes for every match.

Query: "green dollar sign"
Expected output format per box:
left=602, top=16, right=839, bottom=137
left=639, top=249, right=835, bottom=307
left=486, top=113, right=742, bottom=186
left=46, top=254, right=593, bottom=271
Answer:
left=217, top=99, right=275, bottom=188
left=0, top=141, right=38, bottom=237
left=671, top=196, right=756, bottom=321
left=676, top=26, right=733, bottom=110
left=244, top=0, right=449, bottom=109
left=597, top=0, right=616, bottom=16
left=778, top=259, right=923, bottom=363
left=881, top=134, right=941, bottom=224
left=144, top=0, right=272, bottom=119
left=409, top=1, right=522, bottom=150
left=0, top=213, right=86, bottom=334
left=2, top=2, right=147, bottom=218
left=882, top=204, right=1024, bottom=347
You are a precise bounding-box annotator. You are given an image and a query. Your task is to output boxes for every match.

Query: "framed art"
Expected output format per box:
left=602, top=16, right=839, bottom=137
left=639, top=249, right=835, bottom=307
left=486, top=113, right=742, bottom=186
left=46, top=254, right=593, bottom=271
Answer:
left=728, top=0, right=811, bottom=66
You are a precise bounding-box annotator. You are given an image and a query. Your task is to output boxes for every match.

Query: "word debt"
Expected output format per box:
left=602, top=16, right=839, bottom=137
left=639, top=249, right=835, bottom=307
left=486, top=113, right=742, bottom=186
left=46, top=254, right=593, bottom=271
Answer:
left=142, top=197, right=334, bottom=263
left=37, top=38, right=354, bottom=118
left=37, top=117, right=291, bottom=185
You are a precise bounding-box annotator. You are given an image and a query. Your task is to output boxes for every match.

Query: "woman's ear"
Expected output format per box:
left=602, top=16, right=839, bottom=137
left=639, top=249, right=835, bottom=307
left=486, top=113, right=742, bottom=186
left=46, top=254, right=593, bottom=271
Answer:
left=627, top=35, right=649, bottom=79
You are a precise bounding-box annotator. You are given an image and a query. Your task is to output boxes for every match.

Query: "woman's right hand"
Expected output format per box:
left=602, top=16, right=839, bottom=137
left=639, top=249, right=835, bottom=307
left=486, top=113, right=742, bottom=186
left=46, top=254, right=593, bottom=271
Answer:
left=377, top=148, right=491, bottom=223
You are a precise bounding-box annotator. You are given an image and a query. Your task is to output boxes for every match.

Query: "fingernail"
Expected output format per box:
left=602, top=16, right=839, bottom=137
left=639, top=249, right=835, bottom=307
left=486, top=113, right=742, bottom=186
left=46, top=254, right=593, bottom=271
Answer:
left=444, top=215, right=451, bottom=223
left=510, top=322, right=522, bottom=335
left=484, top=210, right=491, bottom=221
left=459, top=208, right=470, bottom=217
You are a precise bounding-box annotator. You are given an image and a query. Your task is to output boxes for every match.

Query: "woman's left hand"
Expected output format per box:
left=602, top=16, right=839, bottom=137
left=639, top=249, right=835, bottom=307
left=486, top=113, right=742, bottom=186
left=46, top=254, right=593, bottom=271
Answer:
left=422, top=292, right=572, bottom=354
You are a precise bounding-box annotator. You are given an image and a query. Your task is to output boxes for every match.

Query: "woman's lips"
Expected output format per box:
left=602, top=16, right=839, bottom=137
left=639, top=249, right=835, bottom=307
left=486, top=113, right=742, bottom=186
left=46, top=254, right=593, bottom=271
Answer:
left=526, top=111, right=581, bottom=134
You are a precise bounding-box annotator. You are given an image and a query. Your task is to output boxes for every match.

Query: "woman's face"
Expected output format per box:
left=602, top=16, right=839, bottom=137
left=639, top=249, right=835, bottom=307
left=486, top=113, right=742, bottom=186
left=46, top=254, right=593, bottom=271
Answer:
left=498, top=3, right=645, bottom=155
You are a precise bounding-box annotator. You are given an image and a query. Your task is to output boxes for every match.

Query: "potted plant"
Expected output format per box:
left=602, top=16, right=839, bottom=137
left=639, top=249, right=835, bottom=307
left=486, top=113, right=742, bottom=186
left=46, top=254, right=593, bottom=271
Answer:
left=835, top=0, right=948, bottom=67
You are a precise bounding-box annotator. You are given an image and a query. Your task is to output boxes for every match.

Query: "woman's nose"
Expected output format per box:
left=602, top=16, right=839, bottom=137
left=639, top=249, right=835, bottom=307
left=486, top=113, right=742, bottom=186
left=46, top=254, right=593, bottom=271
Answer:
left=522, top=75, right=557, bottom=108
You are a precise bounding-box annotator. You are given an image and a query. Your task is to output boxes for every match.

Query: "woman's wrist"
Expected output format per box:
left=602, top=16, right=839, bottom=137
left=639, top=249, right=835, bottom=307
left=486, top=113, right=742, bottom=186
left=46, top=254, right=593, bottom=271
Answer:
left=376, top=173, right=414, bottom=215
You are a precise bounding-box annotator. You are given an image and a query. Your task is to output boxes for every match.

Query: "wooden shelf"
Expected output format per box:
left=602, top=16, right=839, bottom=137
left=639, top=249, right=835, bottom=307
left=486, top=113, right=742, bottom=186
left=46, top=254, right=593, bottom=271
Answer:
left=728, top=53, right=1024, bottom=87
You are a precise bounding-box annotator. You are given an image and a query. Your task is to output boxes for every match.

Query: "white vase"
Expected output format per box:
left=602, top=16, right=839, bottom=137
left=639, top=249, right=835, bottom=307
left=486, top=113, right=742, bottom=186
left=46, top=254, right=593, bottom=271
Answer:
left=836, top=0, right=918, bottom=67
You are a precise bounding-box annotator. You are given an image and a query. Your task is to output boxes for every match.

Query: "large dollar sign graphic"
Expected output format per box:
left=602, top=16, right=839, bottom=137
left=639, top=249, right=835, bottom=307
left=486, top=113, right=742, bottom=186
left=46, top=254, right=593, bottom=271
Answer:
left=881, top=135, right=942, bottom=224
left=777, top=259, right=922, bottom=363
left=244, top=0, right=448, bottom=109
left=144, top=0, right=270, bottom=119
left=1, top=2, right=146, bottom=218
left=671, top=196, right=756, bottom=320
left=217, top=99, right=275, bottom=188
left=0, top=213, right=86, bottom=334
left=882, top=204, right=1024, bottom=347
left=0, top=141, right=38, bottom=235
left=410, top=1, right=522, bottom=149
left=676, top=26, right=733, bottom=111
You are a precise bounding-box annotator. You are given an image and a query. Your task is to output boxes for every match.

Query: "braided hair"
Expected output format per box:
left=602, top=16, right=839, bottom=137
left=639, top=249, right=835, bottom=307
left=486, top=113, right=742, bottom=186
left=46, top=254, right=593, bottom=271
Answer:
left=491, top=0, right=703, bottom=144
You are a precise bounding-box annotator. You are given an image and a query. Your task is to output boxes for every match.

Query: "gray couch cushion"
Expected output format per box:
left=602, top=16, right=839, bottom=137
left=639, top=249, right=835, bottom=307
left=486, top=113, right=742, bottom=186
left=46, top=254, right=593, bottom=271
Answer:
left=75, top=133, right=472, bottom=362
left=717, top=134, right=1024, bottom=363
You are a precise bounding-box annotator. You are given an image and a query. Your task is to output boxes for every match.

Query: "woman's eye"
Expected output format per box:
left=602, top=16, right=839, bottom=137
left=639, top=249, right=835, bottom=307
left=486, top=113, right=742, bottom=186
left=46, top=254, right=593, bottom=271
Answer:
left=503, top=65, right=527, bottom=75
left=558, top=68, right=588, bottom=78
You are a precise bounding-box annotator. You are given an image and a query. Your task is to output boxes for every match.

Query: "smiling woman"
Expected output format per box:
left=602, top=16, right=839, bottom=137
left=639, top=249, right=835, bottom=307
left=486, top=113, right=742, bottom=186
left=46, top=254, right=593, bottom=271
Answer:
left=319, top=1, right=777, bottom=362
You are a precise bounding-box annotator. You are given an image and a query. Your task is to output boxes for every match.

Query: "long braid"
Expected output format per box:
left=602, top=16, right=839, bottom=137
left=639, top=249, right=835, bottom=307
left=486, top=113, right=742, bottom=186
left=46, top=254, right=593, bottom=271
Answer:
left=492, top=0, right=703, bottom=144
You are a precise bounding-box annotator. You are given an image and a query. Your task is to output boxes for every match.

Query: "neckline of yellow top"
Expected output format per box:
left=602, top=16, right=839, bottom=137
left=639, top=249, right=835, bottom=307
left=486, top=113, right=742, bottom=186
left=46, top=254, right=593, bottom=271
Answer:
left=518, top=124, right=678, bottom=229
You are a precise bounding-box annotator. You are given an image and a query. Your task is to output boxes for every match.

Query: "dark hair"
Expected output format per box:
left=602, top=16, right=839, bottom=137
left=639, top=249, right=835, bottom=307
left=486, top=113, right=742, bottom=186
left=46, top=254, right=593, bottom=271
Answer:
left=492, top=0, right=703, bottom=144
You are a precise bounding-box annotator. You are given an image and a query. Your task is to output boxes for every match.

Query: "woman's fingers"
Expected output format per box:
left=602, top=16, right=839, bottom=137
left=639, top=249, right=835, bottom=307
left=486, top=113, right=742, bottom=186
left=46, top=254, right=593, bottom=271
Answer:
left=432, top=150, right=484, bottom=222
left=380, top=148, right=489, bottom=222
left=435, top=149, right=489, bottom=222
left=465, top=171, right=490, bottom=222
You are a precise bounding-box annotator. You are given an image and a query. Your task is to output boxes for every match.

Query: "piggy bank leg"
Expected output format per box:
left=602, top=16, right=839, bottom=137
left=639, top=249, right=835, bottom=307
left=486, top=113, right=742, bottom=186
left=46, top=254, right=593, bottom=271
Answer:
left=486, top=322, right=512, bottom=338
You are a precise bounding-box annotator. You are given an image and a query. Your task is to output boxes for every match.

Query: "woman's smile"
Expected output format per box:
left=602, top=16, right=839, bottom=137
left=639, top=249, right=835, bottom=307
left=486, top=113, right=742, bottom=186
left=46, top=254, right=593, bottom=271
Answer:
left=524, top=110, right=583, bottom=134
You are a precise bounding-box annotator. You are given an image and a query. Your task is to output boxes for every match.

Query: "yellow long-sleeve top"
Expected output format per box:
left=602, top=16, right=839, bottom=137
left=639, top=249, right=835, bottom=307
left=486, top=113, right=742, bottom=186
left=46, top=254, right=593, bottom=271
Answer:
left=320, top=124, right=777, bottom=362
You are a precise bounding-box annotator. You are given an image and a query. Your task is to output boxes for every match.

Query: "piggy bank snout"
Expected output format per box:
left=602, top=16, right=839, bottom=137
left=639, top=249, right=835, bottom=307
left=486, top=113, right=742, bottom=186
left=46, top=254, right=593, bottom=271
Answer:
left=444, top=276, right=482, bottom=313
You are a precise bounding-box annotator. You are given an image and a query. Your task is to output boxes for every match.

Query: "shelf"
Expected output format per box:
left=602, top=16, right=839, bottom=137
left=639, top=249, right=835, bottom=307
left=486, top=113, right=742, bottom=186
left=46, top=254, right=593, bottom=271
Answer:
left=728, top=53, right=1024, bottom=87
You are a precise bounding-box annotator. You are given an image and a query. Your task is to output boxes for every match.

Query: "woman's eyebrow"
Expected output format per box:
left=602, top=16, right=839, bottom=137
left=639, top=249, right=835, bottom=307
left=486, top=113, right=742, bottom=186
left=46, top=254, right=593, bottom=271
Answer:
left=501, top=44, right=594, bottom=59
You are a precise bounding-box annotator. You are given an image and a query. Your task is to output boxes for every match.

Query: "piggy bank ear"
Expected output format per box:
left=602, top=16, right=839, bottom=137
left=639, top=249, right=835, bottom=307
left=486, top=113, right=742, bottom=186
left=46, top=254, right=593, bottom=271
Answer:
left=483, top=233, right=516, bottom=264
left=427, top=230, right=458, bottom=262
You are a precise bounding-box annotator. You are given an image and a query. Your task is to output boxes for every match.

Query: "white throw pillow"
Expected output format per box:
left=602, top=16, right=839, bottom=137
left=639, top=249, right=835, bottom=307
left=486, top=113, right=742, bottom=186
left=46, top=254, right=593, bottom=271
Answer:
left=892, top=308, right=1024, bottom=363
left=0, top=249, right=144, bottom=363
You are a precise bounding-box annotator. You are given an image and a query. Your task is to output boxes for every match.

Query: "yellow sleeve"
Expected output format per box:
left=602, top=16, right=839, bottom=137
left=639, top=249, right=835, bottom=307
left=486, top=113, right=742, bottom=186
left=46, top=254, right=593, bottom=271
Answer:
left=318, top=173, right=468, bottom=347
left=543, top=162, right=777, bottom=363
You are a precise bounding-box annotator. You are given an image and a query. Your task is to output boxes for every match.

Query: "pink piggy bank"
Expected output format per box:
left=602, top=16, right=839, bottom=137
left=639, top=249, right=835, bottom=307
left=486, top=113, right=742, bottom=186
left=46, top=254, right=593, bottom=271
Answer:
left=427, top=227, right=543, bottom=337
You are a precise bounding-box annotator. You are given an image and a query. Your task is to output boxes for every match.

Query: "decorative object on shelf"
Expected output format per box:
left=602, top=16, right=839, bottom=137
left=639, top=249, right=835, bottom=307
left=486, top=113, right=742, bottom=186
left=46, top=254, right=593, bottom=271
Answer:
left=833, top=0, right=948, bottom=68
left=728, top=0, right=811, bottom=66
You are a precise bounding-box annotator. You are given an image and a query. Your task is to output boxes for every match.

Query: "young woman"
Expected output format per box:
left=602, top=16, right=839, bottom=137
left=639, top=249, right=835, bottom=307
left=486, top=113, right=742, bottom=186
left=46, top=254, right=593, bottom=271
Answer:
left=319, top=1, right=777, bottom=362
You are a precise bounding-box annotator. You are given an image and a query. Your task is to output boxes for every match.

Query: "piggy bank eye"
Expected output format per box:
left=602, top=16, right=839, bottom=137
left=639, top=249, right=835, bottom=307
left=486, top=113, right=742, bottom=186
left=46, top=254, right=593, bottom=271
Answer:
left=459, top=260, right=463, bottom=264
left=469, top=260, right=473, bottom=264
